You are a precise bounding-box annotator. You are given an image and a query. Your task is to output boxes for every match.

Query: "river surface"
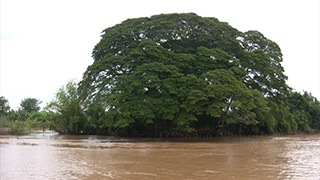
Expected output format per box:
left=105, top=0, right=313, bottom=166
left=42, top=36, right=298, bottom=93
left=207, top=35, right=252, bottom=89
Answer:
left=1, top=132, right=320, bottom=180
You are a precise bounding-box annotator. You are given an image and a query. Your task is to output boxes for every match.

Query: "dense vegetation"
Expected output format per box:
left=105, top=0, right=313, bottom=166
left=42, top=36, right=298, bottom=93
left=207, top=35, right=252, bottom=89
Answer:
left=1, top=13, right=319, bottom=136
left=0, top=97, right=51, bottom=135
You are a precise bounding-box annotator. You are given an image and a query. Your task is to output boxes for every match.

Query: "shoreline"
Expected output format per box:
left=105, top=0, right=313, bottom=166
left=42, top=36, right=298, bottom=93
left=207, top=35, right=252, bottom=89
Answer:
left=1, top=128, right=319, bottom=140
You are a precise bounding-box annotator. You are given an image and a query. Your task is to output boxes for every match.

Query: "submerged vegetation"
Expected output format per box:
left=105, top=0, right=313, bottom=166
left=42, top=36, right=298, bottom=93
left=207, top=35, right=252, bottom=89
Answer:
left=1, top=13, right=320, bottom=136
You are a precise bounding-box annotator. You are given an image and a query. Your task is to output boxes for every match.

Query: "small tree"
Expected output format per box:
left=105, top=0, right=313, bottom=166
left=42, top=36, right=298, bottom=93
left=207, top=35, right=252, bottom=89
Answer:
left=47, top=81, right=86, bottom=134
left=20, top=98, right=42, bottom=113
left=0, top=96, right=10, bottom=119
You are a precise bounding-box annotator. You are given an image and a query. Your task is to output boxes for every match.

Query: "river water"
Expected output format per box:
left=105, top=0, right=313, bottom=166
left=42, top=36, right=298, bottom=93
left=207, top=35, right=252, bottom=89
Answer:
left=1, top=131, right=320, bottom=180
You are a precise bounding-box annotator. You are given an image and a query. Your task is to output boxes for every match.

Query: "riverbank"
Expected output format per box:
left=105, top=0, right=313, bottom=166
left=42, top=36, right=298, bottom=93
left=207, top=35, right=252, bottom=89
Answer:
left=0, top=119, right=49, bottom=135
left=1, top=126, right=318, bottom=139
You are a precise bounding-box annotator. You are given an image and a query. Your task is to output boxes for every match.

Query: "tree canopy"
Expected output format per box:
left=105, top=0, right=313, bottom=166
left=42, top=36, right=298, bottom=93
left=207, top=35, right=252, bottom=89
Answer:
left=0, top=96, right=10, bottom=119
left=69, top=13, right=319, bottom=137
left=20, top=98, right=42, bottom=113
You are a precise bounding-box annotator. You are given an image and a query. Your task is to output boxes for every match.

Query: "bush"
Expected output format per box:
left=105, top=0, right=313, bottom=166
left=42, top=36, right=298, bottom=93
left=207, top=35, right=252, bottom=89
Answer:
left=0, top=119, right=28, bottom=135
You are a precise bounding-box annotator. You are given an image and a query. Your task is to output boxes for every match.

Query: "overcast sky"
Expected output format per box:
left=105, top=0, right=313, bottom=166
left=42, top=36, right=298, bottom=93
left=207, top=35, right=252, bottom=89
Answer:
left=1, top=0, right=319, bottom=110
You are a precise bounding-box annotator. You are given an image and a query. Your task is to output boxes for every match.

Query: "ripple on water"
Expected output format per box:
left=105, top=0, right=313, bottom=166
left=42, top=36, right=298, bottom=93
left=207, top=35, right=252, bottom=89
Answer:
left=1, top=133, right=320, bottom=180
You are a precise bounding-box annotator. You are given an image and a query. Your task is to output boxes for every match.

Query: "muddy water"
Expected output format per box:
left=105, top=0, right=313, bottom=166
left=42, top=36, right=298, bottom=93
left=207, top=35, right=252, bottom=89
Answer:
left=1, top=132, right=320, bottom=180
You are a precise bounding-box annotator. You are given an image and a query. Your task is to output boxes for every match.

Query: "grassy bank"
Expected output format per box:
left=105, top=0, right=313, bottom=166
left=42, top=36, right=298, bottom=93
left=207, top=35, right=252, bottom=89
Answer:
left=0, top=119, right=50, bottom=135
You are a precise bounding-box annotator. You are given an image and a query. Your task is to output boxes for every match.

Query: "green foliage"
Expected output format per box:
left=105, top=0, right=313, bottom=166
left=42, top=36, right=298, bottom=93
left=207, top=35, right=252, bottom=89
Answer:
left=79, top=13, right=294, bottom=136
left=287, top=91, right=320, bottom=132
left=20, top=98, right=42, bottom=113
left=46, top=81, right=86, bottom=134
left=0, top=110, right=51, bottom=135
left=0, top=96, right=10, bottom=119
left=0, top=119, right=28, bottom=135
left=8, top=109, right=28, bottom=121
left=26, top=111, right=52, bottom=130
left=240, top=31, right=288, bottom=99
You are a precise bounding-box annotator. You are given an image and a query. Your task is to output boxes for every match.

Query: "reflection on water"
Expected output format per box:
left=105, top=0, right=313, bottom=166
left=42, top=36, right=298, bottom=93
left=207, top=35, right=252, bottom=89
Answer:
left=1, top=131, right=320, bottom=180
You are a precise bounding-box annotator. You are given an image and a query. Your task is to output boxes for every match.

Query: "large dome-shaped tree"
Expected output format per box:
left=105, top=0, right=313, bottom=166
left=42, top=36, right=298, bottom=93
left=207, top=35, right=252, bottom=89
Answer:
left=79, top=13, right=289, bottom=136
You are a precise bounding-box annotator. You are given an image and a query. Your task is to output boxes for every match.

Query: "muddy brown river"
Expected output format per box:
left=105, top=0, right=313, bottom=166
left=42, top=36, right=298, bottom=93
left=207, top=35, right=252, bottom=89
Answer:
left=1, top=131, right=320, bottom=180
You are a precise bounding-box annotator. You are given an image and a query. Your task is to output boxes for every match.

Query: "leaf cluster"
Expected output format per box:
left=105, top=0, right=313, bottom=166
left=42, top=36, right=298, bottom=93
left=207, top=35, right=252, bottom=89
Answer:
left=77, top=13, right=295, bottom=136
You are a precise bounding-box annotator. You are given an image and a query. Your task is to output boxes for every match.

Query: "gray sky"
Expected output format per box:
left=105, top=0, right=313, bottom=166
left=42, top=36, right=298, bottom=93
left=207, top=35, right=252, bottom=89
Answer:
left=1, top=0, right=319, bottom=109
